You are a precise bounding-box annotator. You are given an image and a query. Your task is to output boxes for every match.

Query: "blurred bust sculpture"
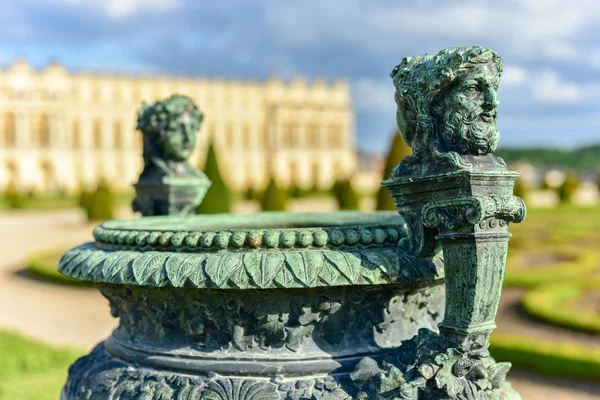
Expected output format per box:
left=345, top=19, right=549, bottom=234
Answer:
left=132, top=95, right=211, bottom=216
left=136, top=94, right=204, bottom=180
left=390, top=46, right=506, bottom=176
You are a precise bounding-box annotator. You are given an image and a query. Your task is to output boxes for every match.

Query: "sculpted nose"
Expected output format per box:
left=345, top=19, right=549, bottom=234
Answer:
left=484, top=88, right=499, bottom=110
left=183, top=127, right=193, bottom=143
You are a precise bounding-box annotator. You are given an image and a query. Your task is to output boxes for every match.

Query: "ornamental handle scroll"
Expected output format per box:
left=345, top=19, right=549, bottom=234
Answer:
left=422, top=195, right=526, bottom=231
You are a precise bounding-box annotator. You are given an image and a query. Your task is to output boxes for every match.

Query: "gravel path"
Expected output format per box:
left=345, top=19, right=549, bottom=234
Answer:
left=0, top=209, right=122, bottom=350
left=1, top=209, right=599, bottom=399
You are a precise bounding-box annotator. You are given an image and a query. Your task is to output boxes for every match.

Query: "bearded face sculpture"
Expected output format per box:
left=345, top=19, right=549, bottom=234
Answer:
left=435, top=62, right=500, bottom=156
left=390, top=46, right=506, bottom=177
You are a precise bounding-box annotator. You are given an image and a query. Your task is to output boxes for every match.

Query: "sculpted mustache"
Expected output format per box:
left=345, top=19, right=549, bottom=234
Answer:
left=461, top=109, right=488, bottom=125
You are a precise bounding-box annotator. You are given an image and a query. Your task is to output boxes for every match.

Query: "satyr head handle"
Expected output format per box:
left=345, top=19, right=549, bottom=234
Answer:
left=390, top=46, right=506, bottom=176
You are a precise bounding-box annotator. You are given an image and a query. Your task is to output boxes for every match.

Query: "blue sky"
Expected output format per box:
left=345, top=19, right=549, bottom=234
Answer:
left=1, top=0, right=599, bottom=155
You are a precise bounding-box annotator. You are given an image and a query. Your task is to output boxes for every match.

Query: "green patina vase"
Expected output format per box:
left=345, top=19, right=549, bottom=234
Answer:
left=59, top=212, right=444, bottom=399
left=60, top=46, right=527, bottom=399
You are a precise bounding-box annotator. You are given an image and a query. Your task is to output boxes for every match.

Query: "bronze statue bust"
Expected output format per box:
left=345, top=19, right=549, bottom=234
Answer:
left=132, top=95, right=211, bottom=216
left=390, top=46, right=507, bottom=176
left=136, top=94, right=205, bottom=181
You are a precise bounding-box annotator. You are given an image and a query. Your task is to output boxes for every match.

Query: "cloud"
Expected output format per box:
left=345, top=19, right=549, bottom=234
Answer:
left=502, top=65, right=529, bottom=86
left=49, top=0, right=179, bottom=19
left=531, top=70, right=583, bottom=103
left=1, top=1, right=600, bottom=153
left=105, top=0, right=178, bottom=19
left=352, top=79, right=396, bottom=113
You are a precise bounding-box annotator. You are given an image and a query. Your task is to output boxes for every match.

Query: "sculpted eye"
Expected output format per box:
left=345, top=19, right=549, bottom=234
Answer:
left=464, top=85, right=479, bottom=94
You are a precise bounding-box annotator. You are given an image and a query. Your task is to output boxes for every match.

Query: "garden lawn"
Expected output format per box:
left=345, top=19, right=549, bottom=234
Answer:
left=0, top=330, right=82, bottom=400
left=26, top=249, right=94, bottom=287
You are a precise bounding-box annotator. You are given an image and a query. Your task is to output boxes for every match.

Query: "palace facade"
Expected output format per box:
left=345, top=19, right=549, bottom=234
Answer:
left=0, top=60, right=356, bottom=194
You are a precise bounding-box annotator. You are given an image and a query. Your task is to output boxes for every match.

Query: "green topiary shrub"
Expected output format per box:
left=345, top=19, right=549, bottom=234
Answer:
left=197, top=142, right=232, bottom=214
left=513, top=177, right=527, bottom=200
left=77, top=186, right=94, bottom=220
left=86, top=181, right=115, bottom=221
left=288, top=180, right=303, bottom=199
left=244, top=186, right=260, bottom=201
left=4, top=182, right=28, bottom=209
left=558, top=171, right=580, bottom=204
left=376, top=132, right=412, bottom=210
left=333, top=179, right=359, bottom=210
left=260, top=178, right=288, bottom=211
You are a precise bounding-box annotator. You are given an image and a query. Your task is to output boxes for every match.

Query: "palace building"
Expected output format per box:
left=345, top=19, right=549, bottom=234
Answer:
left=0, top=60, right=356, bottom=194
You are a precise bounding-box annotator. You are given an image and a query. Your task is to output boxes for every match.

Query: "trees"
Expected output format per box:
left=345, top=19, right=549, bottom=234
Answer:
left=333, top=179, right=359, bottom=210
left=79, top=181, right=115, bottom=221
left=3, top=181, right=27, bottom=209
left=196, top=142, right=232, bottom=214
left=376, top=132, right=412, bottom=210
left=513, top=177, right=527, bottom=201
left=260, top=178, right=288, bottom=211
left=558, top=172, right=580, bottom=205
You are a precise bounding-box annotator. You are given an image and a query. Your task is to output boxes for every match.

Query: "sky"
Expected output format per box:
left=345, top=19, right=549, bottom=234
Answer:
left=1, top=0, right=599, bottom=155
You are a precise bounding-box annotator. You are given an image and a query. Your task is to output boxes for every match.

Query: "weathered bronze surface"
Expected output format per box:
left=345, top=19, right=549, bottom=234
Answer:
left=351, top=46, right=525, bottom=399
left=60, top=45, right=525, bottom=399
left=132, top=95, right=211, bottom=216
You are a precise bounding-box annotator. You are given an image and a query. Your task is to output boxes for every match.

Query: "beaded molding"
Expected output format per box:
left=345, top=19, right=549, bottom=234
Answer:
left=93, top=224, right=408, bottom=251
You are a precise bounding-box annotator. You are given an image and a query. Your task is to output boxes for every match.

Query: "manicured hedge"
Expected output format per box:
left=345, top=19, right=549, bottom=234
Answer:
left=522, top=284, right=600, bottom=334
left=490, top=332, right=600, bottom=381
left=504, top=248, right=599, bottom=288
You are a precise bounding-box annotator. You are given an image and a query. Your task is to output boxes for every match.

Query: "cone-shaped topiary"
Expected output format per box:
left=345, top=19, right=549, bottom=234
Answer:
left=376, top=132, right=412, bottom=210
left=87, top=181, right=115, bottom=221
left=78, top=185, right=94, bottom=220
left=260, top=178, right=288, bottom=211
left=4, top=181, right=27, bottom=209
left=513, top=177, right=527, bottom=201
left=288, top=180, right=303, bottom=199
left=558, top=171, right=580, bottom=204
left=333, top=179, right=360, bottom=210
left=196, top=142, right=232, bottom=214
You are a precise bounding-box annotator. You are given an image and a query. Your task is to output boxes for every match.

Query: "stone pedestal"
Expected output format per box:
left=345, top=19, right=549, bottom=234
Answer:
left=132, top=176, right=211, bottom=217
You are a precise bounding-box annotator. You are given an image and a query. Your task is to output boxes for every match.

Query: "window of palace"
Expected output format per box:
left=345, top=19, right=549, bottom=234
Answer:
left=70, top=87, right=79, bottom=101
left=242, top=124, right=250, bottom=148
left=93, top=119, right=102, bottom=148
left=206, top=92, right=215, bottom=107
left=113, top=88, right=121, bottom=104
left=92, top=86, right=102, bottom=103
left=204, top=123, right=213, bottom=143
left=328, top=124, right=339, bottom=147
left=223, top=92, right=232, bottom=108
left=38, top=114, right=50, bottom=148
left=72, top=120, right=81, bottom=148
left=114, top=121, right=123, bottom=149
left=308, top=123, right=319, bottom=149
left=312, top=162, right=321, bottom=188
left=4, top=112, right=15, bottom=146
left=225, top=123, right=234, bottom=148
left=258, top=125, right=266, bottom=148
left=284, top=123, right=296, bottom=148
left=132, top=86, right=141, bottom=104
left=135, top=130, right=142, bottom=149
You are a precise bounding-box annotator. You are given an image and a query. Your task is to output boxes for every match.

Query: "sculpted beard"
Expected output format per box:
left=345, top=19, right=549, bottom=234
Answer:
left=441, top=108, right=499, bottom=156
